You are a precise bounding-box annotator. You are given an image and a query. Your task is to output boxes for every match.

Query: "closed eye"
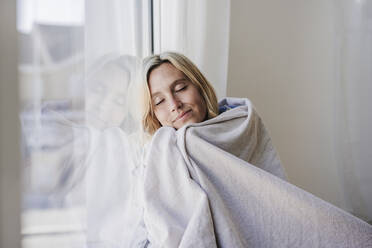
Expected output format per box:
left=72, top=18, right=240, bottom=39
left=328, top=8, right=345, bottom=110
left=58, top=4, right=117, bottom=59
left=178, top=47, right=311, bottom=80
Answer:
left=154, top=99, right=164, bottom=106
left=175, top=85, right=187, bottom=92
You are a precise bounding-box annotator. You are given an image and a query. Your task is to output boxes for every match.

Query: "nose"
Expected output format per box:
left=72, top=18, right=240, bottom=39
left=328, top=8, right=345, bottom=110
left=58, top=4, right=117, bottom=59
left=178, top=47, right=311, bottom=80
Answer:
left=169, top=96, right=182, bottom=112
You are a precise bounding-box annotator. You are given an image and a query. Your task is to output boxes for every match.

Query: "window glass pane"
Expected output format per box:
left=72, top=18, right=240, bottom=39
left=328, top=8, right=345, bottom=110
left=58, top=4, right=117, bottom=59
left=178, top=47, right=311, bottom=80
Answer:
left=18, top=0, right=86, bottom=247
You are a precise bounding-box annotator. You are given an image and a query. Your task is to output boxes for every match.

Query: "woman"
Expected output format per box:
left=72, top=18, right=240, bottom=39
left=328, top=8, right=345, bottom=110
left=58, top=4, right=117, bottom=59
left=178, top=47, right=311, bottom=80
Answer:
left=133, top=52, right=371, bottom=247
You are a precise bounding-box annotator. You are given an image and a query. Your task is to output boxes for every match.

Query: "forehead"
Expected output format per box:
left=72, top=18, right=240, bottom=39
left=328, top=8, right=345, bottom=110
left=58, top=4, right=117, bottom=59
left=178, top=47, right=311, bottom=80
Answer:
left=148, top=63, right=185, bottom=91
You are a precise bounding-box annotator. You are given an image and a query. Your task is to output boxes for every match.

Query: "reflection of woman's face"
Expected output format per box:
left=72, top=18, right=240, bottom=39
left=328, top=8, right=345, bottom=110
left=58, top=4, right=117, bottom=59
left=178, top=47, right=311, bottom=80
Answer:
left=86, top=66, right=129, bottom=128
left=148, top=62, right=207, bottom=129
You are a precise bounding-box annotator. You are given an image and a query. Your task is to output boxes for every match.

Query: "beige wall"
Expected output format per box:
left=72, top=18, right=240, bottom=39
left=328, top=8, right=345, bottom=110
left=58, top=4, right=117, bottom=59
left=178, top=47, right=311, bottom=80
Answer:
left=0, top=0, right=21, bottom=247
left=227, top=0, right=346, bottom=208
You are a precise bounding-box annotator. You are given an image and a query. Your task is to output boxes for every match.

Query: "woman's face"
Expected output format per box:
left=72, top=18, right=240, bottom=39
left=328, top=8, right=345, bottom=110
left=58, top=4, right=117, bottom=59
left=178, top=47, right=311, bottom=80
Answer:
left=148, top=62, right=207, bottom=129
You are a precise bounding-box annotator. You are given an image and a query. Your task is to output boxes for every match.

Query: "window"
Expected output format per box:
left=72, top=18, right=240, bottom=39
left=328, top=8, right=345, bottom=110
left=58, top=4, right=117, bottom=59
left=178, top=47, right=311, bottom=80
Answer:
left=18, top=1, right=151, bottom=247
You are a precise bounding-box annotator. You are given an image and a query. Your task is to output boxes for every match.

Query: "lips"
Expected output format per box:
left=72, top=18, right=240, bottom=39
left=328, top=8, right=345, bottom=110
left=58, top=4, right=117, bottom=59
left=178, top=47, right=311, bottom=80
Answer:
left=174, top=109, right=192, bottom=122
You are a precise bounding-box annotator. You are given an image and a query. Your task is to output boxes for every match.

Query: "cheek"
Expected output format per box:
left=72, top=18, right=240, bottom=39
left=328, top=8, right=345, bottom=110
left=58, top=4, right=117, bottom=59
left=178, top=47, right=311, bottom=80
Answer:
left=154, top=109, right=169, bottom=126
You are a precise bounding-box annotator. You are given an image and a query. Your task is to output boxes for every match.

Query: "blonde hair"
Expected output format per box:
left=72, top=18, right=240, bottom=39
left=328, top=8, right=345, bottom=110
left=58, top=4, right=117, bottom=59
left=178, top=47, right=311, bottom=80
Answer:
left=141, top=52, right=218, bottom=135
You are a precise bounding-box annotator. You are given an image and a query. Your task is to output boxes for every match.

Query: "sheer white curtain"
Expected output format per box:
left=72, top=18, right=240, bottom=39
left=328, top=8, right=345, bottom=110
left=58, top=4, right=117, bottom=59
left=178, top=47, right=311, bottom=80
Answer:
left=85, top=0, right=151, bottom=67
left=333, top=0, right=372, bottom=222
left=153, top=0, right=230, bottom=99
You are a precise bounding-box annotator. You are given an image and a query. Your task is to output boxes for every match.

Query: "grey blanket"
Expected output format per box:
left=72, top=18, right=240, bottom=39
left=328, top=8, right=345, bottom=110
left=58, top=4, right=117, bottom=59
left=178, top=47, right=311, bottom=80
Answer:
left=142, top=97, right=372, bottom=247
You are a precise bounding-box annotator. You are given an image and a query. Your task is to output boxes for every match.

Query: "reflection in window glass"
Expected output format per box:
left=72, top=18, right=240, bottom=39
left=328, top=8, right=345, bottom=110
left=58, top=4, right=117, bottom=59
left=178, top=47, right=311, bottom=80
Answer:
left=18, top=0, right=86, bottom=247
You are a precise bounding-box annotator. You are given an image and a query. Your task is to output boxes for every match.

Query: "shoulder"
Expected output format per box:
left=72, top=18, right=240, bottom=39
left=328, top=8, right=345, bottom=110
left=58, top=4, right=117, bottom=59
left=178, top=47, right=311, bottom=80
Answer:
left=218, top=97, right=255, bottom=116
left=218, top=97, right=254, bottom=113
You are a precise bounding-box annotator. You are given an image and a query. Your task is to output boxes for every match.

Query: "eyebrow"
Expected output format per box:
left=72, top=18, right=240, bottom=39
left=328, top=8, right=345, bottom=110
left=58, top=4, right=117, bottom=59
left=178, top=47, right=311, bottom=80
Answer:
left=151, top=78, right=188, bottom=99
